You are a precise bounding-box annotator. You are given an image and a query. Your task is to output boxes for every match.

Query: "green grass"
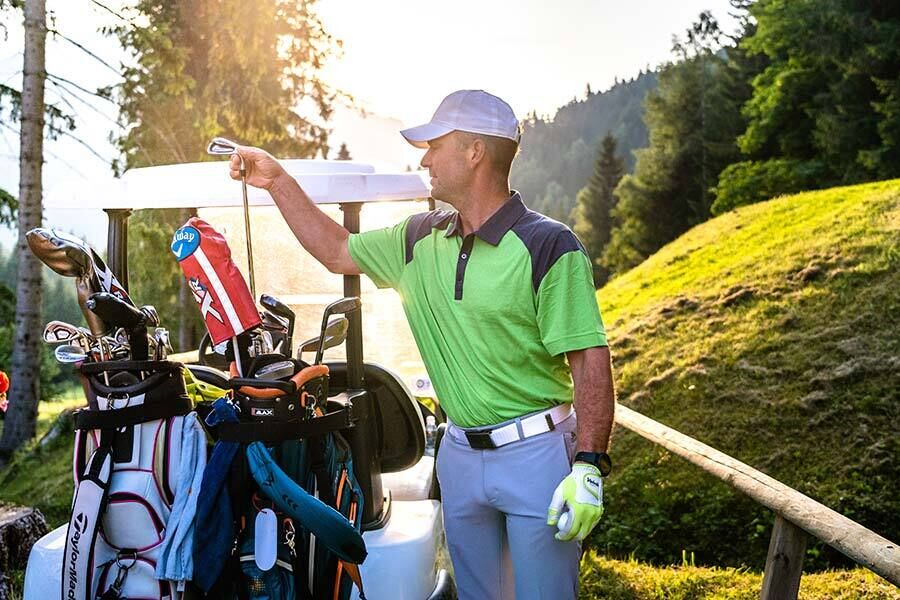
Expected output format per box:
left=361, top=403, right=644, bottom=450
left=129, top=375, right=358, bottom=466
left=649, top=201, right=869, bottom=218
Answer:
left=594, top=180, right=900, bottom=569
left=0, top=385, right=85, bottom=527
left=1, top=181, right=898, bottom=596
left=579, top=552, right=900, bottom=599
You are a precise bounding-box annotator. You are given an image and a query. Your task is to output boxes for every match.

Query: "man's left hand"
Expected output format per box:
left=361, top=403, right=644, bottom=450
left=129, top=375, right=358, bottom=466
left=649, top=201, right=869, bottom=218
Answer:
left=546, top=462, right=604, bottom=542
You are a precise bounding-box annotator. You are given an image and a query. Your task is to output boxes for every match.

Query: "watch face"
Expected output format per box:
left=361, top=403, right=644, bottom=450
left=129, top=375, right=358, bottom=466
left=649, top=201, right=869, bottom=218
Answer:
left=597, top=453, right=612, bottom=477
left=576, top=452, right=612, bottom=476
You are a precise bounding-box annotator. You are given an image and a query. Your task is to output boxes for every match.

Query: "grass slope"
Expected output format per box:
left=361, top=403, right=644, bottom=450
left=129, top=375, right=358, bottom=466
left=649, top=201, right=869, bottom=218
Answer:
left=595, top=180, right=900, bottom=570
left=1, top=181, right=897, bottom=596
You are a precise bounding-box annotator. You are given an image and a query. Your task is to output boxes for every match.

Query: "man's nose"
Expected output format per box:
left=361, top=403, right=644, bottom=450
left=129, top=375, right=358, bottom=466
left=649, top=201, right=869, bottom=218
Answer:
left=420, top=149, right=431, bottom=169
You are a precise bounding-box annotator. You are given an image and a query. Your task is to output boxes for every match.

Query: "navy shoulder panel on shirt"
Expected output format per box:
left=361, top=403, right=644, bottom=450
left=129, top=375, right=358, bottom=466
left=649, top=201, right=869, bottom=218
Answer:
left=405, top=210, right=454, bottom=264
left=510, top=209, right=588, bottom=293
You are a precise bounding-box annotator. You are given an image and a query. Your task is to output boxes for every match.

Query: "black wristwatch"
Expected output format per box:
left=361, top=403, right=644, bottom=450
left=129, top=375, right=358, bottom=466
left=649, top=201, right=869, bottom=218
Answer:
left=574, top=451, right=612, bottom=477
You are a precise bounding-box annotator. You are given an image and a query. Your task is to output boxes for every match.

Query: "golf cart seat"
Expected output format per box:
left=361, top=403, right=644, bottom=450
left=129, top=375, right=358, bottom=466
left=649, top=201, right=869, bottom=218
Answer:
left=326, top=361, right=426, bottom=474
left=186, top=363, right=231, bottom=389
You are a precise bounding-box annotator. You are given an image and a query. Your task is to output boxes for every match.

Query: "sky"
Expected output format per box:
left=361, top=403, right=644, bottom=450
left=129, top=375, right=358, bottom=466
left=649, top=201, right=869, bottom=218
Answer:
left=0, top=0, right=742, bottom=247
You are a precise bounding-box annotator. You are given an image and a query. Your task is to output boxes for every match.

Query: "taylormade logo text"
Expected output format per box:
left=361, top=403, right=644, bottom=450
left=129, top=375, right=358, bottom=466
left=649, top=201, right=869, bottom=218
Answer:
left=66, top=512, right=88, bottom=599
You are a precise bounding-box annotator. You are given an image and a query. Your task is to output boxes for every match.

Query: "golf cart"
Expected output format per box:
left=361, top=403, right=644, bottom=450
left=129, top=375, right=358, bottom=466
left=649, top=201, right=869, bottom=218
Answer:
left=23, top=157, right=454, bottom=599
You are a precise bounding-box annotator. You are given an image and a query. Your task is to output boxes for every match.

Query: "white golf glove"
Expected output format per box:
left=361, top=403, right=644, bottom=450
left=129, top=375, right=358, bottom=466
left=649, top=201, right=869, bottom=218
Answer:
left=546, top=463, right=604, bottom=542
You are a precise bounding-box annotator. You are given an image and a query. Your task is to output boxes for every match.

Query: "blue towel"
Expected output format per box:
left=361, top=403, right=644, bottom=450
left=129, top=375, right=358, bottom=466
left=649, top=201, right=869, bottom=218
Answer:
left=193, top=397, right=240, bottom=592
left=156, top=412, right=208, bottom=582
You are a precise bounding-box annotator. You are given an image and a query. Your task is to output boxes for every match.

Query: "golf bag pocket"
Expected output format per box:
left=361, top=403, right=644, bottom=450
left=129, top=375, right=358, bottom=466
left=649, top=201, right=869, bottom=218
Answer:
left=66, top=360, right=194, bottom=600
left=238, top=508, right=297, bottom=600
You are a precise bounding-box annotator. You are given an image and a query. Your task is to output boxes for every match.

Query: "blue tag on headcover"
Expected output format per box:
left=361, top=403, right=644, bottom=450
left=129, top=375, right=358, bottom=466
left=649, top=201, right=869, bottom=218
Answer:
left=171, top=226, right=200, bottom=261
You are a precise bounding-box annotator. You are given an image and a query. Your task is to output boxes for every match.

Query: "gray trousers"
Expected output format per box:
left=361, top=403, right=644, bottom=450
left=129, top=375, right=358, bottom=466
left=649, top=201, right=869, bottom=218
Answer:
left=436, top=413, right=581, bottom=600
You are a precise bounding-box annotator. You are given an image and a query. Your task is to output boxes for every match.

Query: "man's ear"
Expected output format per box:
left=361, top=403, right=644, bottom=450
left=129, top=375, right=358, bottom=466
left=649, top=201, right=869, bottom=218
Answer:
left=469, top=138, right=487, bottom=166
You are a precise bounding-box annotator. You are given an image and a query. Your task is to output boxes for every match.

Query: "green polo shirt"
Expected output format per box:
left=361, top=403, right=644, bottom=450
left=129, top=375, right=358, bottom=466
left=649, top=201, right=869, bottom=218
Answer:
left=348, top=193, right=607, bottom=427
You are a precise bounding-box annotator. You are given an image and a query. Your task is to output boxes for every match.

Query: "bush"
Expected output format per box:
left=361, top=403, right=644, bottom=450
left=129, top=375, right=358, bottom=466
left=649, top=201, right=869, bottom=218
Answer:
left=711, top=159, right=825, bottom=215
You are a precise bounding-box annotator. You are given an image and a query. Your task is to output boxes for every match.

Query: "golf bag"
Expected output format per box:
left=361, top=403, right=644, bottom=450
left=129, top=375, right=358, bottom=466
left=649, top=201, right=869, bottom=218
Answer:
left=200, top=355, right=366, bottom=600
left=64, top=360, right=197, bottom=600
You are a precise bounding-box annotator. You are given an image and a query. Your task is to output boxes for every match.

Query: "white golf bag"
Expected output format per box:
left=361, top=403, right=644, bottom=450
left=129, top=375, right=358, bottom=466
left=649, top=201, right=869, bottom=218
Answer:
left=64, top=361, right=195, bottom=600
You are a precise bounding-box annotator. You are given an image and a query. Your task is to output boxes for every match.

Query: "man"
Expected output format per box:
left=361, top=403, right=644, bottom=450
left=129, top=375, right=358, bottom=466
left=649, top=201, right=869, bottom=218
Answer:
left=231, top=89, right=615, bottom=599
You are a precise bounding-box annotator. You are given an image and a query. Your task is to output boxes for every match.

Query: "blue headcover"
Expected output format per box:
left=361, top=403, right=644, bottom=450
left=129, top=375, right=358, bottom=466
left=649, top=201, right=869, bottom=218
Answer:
left=246, top=441, right=367, bottom=564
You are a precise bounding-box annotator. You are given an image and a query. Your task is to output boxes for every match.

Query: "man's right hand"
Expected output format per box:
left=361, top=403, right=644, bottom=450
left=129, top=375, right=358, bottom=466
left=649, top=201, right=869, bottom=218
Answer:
left=230, top=146, right=287, bottom=191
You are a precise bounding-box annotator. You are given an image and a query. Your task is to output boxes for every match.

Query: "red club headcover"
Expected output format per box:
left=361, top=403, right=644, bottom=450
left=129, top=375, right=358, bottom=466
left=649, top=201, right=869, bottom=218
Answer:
left=172, top=217, right=261, bottom=345
left=0, top=371, right=8, bottom=394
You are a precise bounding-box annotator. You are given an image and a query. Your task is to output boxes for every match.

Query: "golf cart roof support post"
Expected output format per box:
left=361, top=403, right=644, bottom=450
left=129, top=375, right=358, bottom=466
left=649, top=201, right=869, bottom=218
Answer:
left=105, top=209, right=132, bottom=292
left=340, top=201, right=386, bottom=528
left=340, top=202, right=364, bottom=390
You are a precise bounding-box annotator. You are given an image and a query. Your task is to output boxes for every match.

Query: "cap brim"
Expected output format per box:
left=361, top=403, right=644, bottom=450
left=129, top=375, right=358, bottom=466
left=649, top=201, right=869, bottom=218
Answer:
left=400, top=122, right=455, bottom=149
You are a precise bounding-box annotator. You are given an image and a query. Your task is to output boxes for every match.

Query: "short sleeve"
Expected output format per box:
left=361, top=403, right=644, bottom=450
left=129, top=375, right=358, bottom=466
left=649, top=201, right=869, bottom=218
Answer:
left=347, top=218, right=409, bottom=289
left=536, top=249, right=607, bottom=356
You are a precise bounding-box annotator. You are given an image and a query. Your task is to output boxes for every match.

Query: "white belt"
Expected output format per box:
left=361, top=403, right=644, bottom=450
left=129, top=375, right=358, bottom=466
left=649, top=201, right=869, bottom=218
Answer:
left=451, top=403, right=573, bottom=449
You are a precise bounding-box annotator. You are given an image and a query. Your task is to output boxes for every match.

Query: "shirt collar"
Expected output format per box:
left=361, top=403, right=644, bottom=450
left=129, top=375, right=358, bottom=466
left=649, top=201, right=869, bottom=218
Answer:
left=444, top=191, right=527, bottom=246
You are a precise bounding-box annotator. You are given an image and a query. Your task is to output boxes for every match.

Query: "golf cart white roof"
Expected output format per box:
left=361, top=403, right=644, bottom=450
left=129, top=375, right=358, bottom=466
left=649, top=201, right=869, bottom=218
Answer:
left=45, top=159, right=431, bottom=209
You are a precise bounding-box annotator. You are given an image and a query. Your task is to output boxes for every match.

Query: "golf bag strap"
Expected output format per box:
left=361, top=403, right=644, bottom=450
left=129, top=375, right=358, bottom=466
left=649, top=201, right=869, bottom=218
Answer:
left=85, top=366, right=186, bottom=399
left=215, top=407, right=353, bottom=443
left=74, top=393, right=193, bottom=431
left=62, top=438, right=114, bottom=600
left=80, top=359, right=183, bottom=374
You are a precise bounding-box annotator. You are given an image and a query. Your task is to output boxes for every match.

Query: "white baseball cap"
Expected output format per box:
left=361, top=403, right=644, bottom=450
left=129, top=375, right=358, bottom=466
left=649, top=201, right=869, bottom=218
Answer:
left=400, top=90, right=520, bottom=149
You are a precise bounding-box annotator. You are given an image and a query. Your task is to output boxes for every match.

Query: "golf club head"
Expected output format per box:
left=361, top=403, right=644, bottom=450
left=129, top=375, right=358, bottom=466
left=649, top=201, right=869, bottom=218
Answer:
left=55, top=344, right=88, bottom=364
left=260, top=294, right=295, bottom=358
left=87, top=292, right=146, bottom=330
left=319, top=296, right=360, bottom=334
left=140, top=305, right=160, bottom=327
left=260, top=310, right=288, bottom=332
left=28, top=228, right=134, bottom=336
left=27, top=229, right=132, bottom=303
left=206, top=137, right=239, bottom=156
left=26, top=228, right=93, bottom=279
left=43, top=321, right=84, bottom=344
left=87, top=292, right=150, bottom=359
left=323, top=297, right=362, bottom=318
left=314, top=317, right=350, bottom=364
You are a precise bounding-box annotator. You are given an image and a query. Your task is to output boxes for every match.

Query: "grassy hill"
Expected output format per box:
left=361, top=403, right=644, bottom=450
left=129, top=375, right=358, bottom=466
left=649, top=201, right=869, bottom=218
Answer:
left=594, top=179, right=900, bottom=570
left=0, top=180, right=897, bottom=596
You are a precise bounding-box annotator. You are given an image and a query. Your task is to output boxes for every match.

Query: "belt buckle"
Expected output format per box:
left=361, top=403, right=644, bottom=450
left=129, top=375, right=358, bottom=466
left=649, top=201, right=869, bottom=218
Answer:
left=465, top=430, right=496, bottom=449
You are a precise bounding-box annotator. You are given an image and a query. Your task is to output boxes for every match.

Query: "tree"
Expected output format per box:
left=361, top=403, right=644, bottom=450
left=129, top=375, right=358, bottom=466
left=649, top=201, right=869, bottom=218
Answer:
left=602, top=9, right=757, bottom=275
left=715, top=0, right=900, bottom=210
left=571, top=133, right=624, bottom=286
left=336, top=142, right=352, bottom=160
left=105, top=0, right=340, bottom=350
left=0, top=0, right=47, bottom=464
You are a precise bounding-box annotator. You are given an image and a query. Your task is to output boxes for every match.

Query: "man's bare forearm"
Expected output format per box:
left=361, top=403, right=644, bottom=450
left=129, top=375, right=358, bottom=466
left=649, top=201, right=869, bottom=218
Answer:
left=268, top=173, right=359, bottom=274
left=567, top=346, right=615, bottom=454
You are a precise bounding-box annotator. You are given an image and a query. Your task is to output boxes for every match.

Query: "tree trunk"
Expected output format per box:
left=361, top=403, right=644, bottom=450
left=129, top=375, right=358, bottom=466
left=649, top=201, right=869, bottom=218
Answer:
left=0, top=0, right=47, bottom=465
left=0, top=505, right=48, bottom=571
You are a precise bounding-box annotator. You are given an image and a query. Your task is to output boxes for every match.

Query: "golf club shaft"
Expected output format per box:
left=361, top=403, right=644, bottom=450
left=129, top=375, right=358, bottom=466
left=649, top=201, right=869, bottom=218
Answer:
left=239, top=157, right=256, bottom=300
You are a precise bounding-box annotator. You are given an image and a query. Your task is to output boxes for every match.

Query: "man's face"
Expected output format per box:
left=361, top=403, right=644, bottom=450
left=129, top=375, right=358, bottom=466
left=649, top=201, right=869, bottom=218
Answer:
left=420, top=132, right=472, bottom=205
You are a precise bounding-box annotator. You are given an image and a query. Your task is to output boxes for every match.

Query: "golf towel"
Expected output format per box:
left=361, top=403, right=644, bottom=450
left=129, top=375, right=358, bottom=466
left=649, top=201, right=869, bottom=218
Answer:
left=155, top=412, right=207, bottom=583
left=172, top=217, right=261, bottom=345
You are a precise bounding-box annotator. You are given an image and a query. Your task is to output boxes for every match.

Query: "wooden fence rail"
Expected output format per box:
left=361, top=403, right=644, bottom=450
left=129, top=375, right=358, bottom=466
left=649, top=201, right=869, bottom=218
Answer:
left=614, top=403, right=899, bottom=597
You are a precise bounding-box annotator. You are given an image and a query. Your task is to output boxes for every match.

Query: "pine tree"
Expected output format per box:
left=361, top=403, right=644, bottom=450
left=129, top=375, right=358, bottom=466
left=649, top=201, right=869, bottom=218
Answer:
left=336, top=142, right=352, bottom=160
left=571, top=133, right=624, bottom=286
left=105, top=0, right=339, bottom=350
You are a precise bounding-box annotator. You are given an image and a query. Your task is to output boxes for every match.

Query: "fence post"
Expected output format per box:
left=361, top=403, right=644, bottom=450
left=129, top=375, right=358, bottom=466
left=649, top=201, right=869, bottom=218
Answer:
left=760, top=515, right=807, bottom=600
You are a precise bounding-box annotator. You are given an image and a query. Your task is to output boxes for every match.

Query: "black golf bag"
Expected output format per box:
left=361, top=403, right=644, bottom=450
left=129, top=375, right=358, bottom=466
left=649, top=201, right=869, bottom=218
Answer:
left=199, top=354, right=366, bottom=600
